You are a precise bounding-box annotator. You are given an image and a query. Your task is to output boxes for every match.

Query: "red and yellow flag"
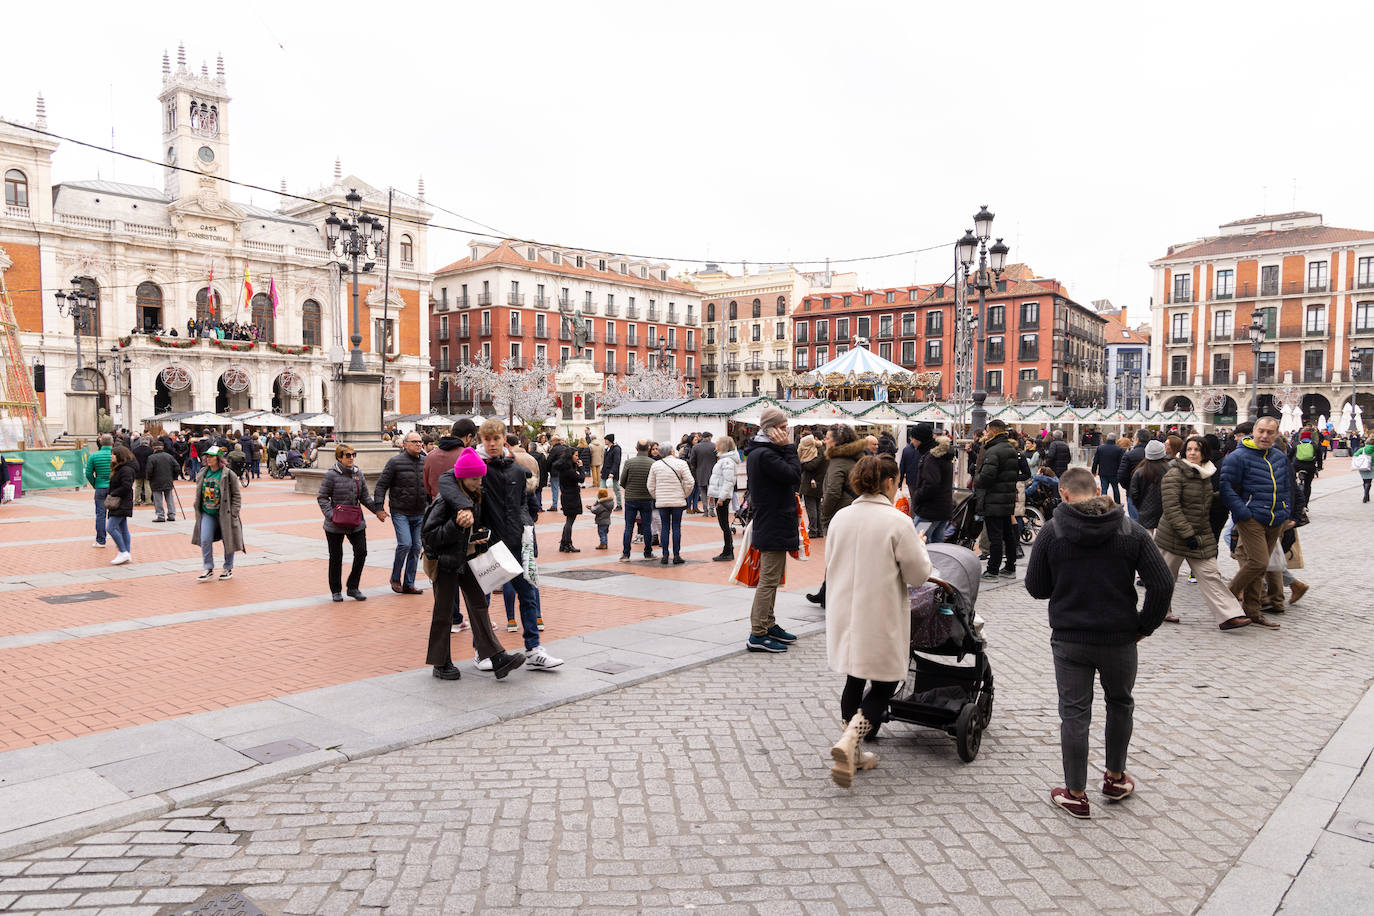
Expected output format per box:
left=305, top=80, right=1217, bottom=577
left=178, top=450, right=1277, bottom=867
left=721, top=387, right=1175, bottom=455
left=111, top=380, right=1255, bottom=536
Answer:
left=243, top=264, right=253, bottom=310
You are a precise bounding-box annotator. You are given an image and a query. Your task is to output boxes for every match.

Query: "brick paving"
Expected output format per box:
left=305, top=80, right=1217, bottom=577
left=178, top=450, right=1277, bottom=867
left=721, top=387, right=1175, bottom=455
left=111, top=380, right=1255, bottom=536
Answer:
left=1, top=462, right=1370, bottom=913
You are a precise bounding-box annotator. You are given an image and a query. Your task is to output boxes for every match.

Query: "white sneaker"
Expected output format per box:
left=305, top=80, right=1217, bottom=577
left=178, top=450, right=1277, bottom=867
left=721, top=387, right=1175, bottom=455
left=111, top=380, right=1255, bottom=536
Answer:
left=93, top=540, right=106, bottom=548
left=473, top=653, right=493, bottom=672
left=110, top=552, right=130, bottom=566
left=526, top=646, right=563, bottom=670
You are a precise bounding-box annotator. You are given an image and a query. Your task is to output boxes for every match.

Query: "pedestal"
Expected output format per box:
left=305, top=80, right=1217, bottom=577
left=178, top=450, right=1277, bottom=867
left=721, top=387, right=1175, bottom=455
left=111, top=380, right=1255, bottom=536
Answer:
left=65, top=389, right=100, bottom=440
left=554, top=358, right=605, bottom=439
left=292, top=372, right=392, bottom=494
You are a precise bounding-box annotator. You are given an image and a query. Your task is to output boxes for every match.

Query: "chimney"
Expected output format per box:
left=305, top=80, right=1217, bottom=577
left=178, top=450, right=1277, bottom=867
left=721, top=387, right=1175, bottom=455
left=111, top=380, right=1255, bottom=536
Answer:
left=35, top=93, right=46, bottom=130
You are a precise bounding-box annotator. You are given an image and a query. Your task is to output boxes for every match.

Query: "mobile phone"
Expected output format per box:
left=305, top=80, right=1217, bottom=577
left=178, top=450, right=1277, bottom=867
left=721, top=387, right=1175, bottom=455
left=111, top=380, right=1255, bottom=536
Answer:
left=471, top=527, right=491, bottom=543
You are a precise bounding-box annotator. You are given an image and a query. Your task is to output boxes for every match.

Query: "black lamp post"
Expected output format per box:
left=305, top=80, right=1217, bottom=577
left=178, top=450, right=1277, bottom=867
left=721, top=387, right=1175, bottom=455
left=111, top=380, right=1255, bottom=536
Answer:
left=1350, top=346, right=1362, bottom=435
left=1247, top=312, right=1266, bottom=421
left=54, top=278, right=95, bottom=391
left=323, top=189, right=384, bottom=373
left=957, top=206, right=1009, bottom=434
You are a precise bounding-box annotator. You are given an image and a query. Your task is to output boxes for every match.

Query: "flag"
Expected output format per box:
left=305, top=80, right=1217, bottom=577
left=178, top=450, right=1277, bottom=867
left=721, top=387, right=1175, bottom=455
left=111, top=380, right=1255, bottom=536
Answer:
left=206, top=263, right=215, bottom=316
left=269, top=277, right=278, bottom=317
left=243, top=265, right=253, bottom=310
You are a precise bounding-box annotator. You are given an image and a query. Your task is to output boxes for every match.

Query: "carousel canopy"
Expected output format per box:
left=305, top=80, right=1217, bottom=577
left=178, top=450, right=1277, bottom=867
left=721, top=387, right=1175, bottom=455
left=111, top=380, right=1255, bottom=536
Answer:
left=812, top=346, right=909, bottom=378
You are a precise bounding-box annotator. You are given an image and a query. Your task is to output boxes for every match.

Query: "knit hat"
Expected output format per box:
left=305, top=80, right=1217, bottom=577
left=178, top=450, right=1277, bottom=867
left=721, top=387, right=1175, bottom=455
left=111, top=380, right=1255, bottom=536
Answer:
left=759, top=406, right=788, bottom=432
left=1144, top=440, right=1166, bottom=460
left=1300, top=430, right=1312, bottom=441
left=912, top=423, right=934, bottom=444
left=798, top=435, right=818, bottom=463
left=452, top=447, right=487, bottom=479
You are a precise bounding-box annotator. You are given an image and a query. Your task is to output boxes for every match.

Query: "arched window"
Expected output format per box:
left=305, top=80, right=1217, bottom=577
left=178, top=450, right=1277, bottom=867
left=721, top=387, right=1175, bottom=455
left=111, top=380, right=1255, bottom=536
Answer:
left=302, top=299, right=322, bottom=347
left=751, top=298, right=761, bottom=318
left=706, top=303, right=715, bottom=322
left=195, top=286, right=221, bottom=323
left=250, top=292, right=275, bottom=342
left=135, top=282, right=162, bottom=333
left=399, top=235, right=414, bottom=264
left=76, top=277, right=99, bottom=337
left=776, top=296, right=786, bottom=315
left=4, top=169, right=28, bottom=208
left=728, top=300, right=738, bottom=320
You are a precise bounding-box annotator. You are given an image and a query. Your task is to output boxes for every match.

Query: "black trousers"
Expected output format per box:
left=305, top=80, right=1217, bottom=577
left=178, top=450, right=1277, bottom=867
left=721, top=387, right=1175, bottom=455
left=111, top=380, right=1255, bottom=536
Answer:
left=325, top=529, right=367, bottom=594
left=985, top=514, right=1017, bottom=573
left=715, top=501, right=733, bottom=555
left=561, top=513, right=577, bottom=547
left=841, top=676, right=899, bottom=726
left=427, top=565, right=504, bottom=666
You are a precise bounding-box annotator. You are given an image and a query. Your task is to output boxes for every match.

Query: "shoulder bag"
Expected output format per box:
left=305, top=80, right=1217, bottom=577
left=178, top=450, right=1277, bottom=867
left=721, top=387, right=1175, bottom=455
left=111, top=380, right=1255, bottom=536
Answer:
left=330, top=473, right=365, bottom=528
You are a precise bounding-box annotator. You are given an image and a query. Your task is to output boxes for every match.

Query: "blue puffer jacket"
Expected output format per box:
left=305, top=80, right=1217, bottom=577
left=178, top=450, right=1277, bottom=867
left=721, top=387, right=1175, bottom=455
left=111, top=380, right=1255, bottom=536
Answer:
left=1219, top=438, right=1291, bottom=526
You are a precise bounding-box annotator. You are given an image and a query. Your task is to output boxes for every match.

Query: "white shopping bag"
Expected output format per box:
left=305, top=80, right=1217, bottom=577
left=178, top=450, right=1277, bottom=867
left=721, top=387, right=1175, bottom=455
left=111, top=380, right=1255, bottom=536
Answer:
left=469, top=541, right=524, bottom=593
left=521, top=524, right=538, bottom=586
left=1, top=482, right=12, bottom=503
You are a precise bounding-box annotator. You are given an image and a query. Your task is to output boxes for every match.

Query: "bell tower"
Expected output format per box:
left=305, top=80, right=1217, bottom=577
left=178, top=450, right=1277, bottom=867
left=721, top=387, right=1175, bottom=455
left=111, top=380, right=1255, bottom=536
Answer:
left=159, top=43, right=231, bottom=202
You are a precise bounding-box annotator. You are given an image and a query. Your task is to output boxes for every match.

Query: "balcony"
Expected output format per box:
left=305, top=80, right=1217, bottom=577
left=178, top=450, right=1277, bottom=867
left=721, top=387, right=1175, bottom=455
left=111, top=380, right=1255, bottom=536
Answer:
left=685, top=340, right=696, bottom=351
left=1257, top=370, right=1277, bottom=383
left=1169, top=374, right=1189, bottom=386
left=725, top=360, right=740, bottom=372
left=900, top=325, right=917, bottom=338
left=534, top=295, right=549, bottom=308
left=559, top=328, right=572, bottom=341
left=667, top=310, right=678, bottom=324
left=986, top=319, right=1005, bottom=333
left=605, top=303, right=619, bottom=317
left=557, top=296, right=572, bottom=310
left=625, top=307, right=639, bottom=320
left=478, top=293, right=493, bottom=306
left=648, top=308, right=660, bottom=322
left=1304, top=326, right=1329, bottom=338
left=506, top=357, right=527, bottom=370
left=1018, top=318, right=1039, bottom=330
left=509, top=324, right=523, bottom=337
left=1207, top=329, right=1235, bottom=342
left=584, top=330, right=596, bottom=344
left=627, top=336, right=638, bottom=347
left=605, top=332, right=617, bottom=345
left=1168, top=333, right=1192, bottom=345
left=1303, top=369, right=1326, bottom=383
left=743, top=360, right=765, bottom=373
left=1211, top=372, right=1232, bottom=385
left=702, top=362, right=718, bottom=375
left=1166, top=291, right=1194, bottom=304
left=456, top=296, right=471, bottom=309
left=985, top=347, right=1005, bottom=363
left=506, top=293, right=525, bottom=306
left=533, top=326, right=549, bottom=339
left=1308, top=281, right=1328, bottom=294
left=1018, top=348, right=1039, bottom=361
left=769, top=360, right=789, bottom=371
left=1355, top=324, right=1374, bottom=335
left=1214, top=289, right=1234, bottom=300
left=834, top=330, right=851, bottom=343
left=479, top=323, right=492, bottom=337
left=925, top=324, right=944, bottom=337
left=878, top=327, right=894, bottom=339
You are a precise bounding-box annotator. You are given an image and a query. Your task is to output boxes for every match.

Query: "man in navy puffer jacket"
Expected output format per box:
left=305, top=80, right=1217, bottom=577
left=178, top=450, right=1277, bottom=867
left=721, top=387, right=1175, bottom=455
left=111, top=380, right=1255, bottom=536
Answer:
left=1219, top=415, right=1291, bottom=624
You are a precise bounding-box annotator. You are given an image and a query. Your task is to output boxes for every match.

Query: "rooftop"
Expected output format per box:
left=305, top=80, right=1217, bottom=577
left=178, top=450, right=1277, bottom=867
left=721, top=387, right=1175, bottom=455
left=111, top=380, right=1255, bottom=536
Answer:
left=434, top=240, right=700, bottom=297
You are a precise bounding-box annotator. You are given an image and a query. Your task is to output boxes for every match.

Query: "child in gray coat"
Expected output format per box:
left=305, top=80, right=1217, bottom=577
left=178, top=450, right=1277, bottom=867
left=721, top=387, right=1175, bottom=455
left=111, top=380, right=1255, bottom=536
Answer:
left=588, top=488, right=615, bottom=549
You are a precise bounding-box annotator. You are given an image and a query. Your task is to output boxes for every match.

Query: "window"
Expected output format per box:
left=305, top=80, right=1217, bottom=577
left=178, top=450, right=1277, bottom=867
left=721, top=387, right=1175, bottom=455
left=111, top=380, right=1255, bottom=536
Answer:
left=510, top=310, right=522, bottom=335
left=668, top=328, right=677, bottom=348
left=1305, top=305, right=1326, bottom=334
left=856, top=316, right=870, bottom=339
left=648, top=325, right=658, bottom=346
left=1215, top=269, right=1234, bottom=298
left=843, top=295, right=852, bottom=307
left=1172, top=274, right=1192, bottom=303
left=878, top=315, right=893, bottom=338
left=628, top=324, right=638, bottom=346
left=900, top=313, right=915, bottom=336
left=605, top=320, right=616, bottom=344
left=706, top=327, right=715, bottom=345
left=1170, top=313, right=1190, bottom=343
left=195, top=285, right=218, bottom=324
left=1359, top=258, right=1374, bottom=289
left=249, top=293, right=275, bottom=342
left=752, top=323, right=762, bottom=342
left=900, top=340, right=916, bottom=365
left=1357, top=302, right=1374, bottom=332
left=985, top=335, right=1004, bottom=361
left=460, top=313, right=469, bottom=337
left=924, top=339, right=942, bottom=365
left=4, top=169, right=28, bottom=208
left=775, top=320, right=785, bottom=339
left=527, top=247, right=535, bottom=260
left=707, top=303, right=716, bottom=322
left=1170, top=354, right=1189, bottom=386
left=461, top=343, right=469, bottom=362
left=1257, top=351, right=1276, bottom=382
left=686, top=329, right=694, bottom=349
left=1018, top=333, right=1038, bottom=360
left=1213, top=310, right=1232, bottom=340
left=598, top=259, right=605, bottom=271
left=439, top=315, right=449, bottom=340
left=627, top=351, right=637, bottom=372
left=816, top=346, right=828, bottom=364
left=986, top=370, right=1003, bottom=394
left=879, top=341, right=892, bottom=361
left=535, top=343, right=546, bottom=362
left=776, top=296, right=786, bottom=315
left=605, top=350, right=616, bottom=373
left=751, top=299, right=761, bottom=318
left=886, top=291, right=896, bottom=304
left=509, top=342, right=522, bottom=364
left=925, top=311, right=942, bottom=335
left=815, top=320, right=828, bottom=342
left=374, top=317, right=396, bottom=356
left=302, top=299, right=321, bottom=346
left=1212, top=353, right=1231, bottom=385
left=439, top=344, right=449, bottom=371
left=1019, top=368, right=1039, bottom=383
left=837, top=317, right=850, bottom=341
left=987, top=305, right=1005, bottom=331
left=535, top=313, right=547, bottom=337
left=795, top=349, right=809, bottom=370
left=1020, top=301, right=1040, bottom=327
left=1304, top=349, right=1325, bottom=382
left=584, top=290, right=593, bottom=307
left=1261, top=264, right=1280, bottom=296
left=399, top=235, right=414, bottom=264
left=480, top=309, right=492, bottom=335
left=794, top=320, right=808, bottom=343
left=728, top=300, right=738, bottom=320
left=575, top=256, right=583, bottom=268
left=135, top=281, right=162, bottom=333
left=1308, top=260, right=1329, bottom=292
left=728, top=325, right=738, bottom=343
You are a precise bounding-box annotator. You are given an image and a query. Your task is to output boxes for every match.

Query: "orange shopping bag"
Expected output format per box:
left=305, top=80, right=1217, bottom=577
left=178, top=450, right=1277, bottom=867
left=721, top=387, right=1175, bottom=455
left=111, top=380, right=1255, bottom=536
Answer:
left=790, top=494, right=811, bottom=562
left=729, top=522, right=786, bottom=587
left=895, top=494, right=910, bottom=516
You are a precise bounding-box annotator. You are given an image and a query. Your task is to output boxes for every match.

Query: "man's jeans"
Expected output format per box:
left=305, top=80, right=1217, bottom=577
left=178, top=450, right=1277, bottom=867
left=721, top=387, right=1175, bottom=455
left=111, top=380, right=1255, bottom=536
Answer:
left=550, top=475, right=561, bottom=511
left=152, top=488, right=176, bottom=521
left=1100, top=476, right=1121, bottom=503
left=1052, top=639, right=1136, bottom=793
left=622, top=499, right=655, bottom=556
left=93, top=487, right=109, bottom=544
left=200, top=513, right=233, bottom=571
left=603, top=474, right=622, bottom=508
left=501, top=574, right=542, bottom=651
left=390, top=513, right=422, bottom=588
left=134, top=477, right=152, bottom=504
left=913, top=514, right=949, bottom=544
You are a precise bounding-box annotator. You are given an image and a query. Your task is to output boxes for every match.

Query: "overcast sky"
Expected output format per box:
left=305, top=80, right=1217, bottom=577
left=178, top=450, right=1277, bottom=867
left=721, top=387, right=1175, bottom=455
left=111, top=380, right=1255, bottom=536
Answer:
left=6, top=1, right=1372, bottom=314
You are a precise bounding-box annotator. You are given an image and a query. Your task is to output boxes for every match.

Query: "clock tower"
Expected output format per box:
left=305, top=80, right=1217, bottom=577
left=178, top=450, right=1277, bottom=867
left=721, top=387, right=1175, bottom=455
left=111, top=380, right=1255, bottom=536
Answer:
left=159, top=44, right=231, bottom=203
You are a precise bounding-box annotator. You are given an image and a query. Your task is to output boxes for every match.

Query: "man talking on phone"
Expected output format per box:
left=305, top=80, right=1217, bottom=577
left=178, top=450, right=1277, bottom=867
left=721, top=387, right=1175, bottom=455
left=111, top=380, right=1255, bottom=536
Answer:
left=742, top=407, right=802, bottom=654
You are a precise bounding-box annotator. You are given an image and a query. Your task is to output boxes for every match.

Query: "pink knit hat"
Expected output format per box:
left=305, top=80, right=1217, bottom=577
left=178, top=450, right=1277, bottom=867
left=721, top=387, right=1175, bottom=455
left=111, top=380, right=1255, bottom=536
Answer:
left=453, top=447, right=487, bottom=479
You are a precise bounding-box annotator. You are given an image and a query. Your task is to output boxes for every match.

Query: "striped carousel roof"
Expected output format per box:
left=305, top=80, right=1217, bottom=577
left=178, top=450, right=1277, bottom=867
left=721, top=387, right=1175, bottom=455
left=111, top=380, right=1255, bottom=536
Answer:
left=811, top=345, right=910, bottom=378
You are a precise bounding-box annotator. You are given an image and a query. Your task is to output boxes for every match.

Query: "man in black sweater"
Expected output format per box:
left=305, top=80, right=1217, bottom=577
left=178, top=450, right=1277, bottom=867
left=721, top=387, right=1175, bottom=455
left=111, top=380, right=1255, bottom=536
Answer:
left=1025, top=467, right=1173, bottom=820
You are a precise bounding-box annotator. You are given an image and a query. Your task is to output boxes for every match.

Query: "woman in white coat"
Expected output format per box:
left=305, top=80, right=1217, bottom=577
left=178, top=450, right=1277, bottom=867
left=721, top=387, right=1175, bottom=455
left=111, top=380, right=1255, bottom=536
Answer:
left=706, top=436, right=740, bottom=562
left=825, top=454, right=932, bottom=787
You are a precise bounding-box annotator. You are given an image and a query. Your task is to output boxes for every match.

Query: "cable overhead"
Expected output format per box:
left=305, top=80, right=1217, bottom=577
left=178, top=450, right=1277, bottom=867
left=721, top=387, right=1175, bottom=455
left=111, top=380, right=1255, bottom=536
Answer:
left=0, top=117, right=957, bottom=278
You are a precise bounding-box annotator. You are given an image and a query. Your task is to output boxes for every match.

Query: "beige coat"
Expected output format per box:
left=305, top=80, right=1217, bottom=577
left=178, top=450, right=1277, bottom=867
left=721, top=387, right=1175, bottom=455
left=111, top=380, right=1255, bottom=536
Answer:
left=190, top=465, right=246, bottom=556
left=825, top=494, right=932, bottom=682
left=590, top=437, right=605, bottom=466
left=646, top=455, right=694, bottom=508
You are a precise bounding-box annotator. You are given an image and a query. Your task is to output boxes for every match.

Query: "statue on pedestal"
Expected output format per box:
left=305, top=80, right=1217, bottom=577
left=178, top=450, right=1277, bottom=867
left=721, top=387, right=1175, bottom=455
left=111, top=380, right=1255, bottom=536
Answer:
left=561, top=307, right=589, bottom=354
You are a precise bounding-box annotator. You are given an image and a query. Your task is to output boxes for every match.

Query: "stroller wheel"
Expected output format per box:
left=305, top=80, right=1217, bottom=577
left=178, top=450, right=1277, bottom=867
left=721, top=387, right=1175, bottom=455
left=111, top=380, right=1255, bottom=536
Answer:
left=955, top=703, right=982, bottom=763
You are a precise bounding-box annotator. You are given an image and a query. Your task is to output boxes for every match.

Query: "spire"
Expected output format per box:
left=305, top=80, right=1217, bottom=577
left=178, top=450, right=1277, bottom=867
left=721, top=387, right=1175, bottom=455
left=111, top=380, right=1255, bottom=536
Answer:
left=216, top=53, right=225, bottom=82
left=162, top=51, right=171, bottom=78
left=177, top=42, right=186, bottom=70
left=35, top=93, right=46, bottom=130
left=417, top=176, right=425, bottom=202
left=333, top=157, right=342, bottom=182
left=279, top=177, right=289, bottom=208
left=201, top=60, right=209, bottom=78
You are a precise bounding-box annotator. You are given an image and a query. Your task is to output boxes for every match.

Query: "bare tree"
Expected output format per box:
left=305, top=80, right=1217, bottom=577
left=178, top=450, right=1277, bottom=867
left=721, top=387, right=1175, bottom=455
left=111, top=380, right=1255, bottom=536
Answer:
left=448, top=356, right=556, bottom=423
left=600, top=363, right=688, bottom=410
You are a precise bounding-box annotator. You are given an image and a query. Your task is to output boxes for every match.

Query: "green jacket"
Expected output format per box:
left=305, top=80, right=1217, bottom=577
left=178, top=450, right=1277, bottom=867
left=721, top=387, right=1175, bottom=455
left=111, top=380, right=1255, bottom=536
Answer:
left=85, top=446, right=112, bottom=489
left=1154, top=459, right=1218, bottom=559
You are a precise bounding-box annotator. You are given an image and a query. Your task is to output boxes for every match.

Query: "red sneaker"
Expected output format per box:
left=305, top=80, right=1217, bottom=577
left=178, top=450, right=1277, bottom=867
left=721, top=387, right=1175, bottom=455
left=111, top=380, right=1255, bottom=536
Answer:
left=1102, top=771, right=1135, bottom=801
left=1050, top=787, right=1091, bottom=819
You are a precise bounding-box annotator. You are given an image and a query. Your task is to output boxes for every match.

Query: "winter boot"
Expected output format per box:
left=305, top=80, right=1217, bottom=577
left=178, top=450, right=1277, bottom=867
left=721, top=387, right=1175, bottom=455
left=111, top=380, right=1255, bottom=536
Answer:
left=830, top=711, right=875, bottom=788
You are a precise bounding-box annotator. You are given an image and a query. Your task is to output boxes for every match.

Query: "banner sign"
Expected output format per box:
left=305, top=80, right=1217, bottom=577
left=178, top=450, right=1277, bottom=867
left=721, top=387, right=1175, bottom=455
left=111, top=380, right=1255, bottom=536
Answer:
left=0, top=449, right=90, bottom=490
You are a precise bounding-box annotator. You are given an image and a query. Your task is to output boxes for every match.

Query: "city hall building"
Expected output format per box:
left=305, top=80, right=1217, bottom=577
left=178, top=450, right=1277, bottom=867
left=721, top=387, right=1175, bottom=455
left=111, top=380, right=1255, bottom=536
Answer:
left=0, top=45, right=433, bottom=438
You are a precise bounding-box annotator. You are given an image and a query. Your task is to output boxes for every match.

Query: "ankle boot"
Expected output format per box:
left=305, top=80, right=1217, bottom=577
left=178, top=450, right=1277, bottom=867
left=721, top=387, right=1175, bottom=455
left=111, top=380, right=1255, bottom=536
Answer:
left=830, top=711, right=875, bottom=788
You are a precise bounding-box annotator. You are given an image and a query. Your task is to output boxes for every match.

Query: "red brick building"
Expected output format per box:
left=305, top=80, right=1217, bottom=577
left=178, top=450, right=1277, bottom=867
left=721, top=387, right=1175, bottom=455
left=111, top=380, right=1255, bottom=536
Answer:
left=792, top=264, right=1107, bottom=404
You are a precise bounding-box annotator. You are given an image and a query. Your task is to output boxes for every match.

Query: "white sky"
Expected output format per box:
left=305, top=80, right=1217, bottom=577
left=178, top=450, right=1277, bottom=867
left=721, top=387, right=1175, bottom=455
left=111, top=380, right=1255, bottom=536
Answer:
left=5, top=0, right=1373, bottom=314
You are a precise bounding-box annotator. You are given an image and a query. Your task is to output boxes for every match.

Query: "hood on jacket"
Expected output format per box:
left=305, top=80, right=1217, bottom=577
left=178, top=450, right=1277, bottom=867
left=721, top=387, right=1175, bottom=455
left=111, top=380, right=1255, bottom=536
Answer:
left=1176, top=458, right=1216, bottom=479
left=798, top=435, right=819, bottom=463
left=436, top=435, right=464, bottom=452
left=826, top=438, right=868, bottom=461
left=928, top=436, right=952, bottom=459
left=1053, top=495, right=1123, bottom=545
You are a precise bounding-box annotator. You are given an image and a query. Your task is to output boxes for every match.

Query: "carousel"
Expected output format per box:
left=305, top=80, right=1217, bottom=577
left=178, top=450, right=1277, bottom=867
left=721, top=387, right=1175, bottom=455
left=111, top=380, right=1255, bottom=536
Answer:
left=783, top=342, right=941, bottom=403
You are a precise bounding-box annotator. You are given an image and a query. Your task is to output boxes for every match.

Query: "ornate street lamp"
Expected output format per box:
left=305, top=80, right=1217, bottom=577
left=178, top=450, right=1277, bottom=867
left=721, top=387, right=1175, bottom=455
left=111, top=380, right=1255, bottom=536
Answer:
left=954, top=205, right=1010, bottom=435
left=53, top=278, right=95, bottom=392
left=1350, top=346, right=1362, bottom=435
left=1247, top=311, right=1266, bottom=421
left=324, top=188, right=385, bottom=372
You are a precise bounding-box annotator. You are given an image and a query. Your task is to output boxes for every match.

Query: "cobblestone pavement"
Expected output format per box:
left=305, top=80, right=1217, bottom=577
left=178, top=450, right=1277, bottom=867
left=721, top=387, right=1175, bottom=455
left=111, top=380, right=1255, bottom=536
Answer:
left=1, top=466, right=1371, bottom=914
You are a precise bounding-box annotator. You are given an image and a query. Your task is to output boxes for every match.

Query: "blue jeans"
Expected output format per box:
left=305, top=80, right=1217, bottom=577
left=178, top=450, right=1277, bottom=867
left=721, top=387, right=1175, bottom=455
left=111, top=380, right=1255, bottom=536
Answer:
left=1125, top=496, right=1139, bottom=521
left=913, top=515, right=949, bottom=544
left=597, top=524, right=609, bottom=547
left=603, top=475, right=622, bottom=508
left=390, top=513, right=422, bottom=588
left=1100, top=476, right=1120, bottom=503
left=622, top=499, right=654, bottom=556
left=190, top=457, right=201, bottom=479
left=687, top=484, right=701, bottom=512
left=106, top=515, right=130, bottom=553
left=199, top=513, right=232, bottom=571
left=550, top=475, right=561, bottom=510
left=658, top=507, right=684, bottom=558
left=93, top=487, right=109, bottom=544
left=500, top=574, right=542, bottom=651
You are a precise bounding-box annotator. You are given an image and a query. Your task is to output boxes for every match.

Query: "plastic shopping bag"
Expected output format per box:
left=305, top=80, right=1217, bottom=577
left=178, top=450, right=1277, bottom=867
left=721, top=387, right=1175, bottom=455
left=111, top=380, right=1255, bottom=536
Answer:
left=470, top=541, right=524, bottom=593
left=521, top=524, right=538, bottom=586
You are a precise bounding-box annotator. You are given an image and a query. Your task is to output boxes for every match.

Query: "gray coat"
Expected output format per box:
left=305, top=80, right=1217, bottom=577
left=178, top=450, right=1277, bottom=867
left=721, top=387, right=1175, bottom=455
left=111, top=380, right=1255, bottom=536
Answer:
left=316, top=463, right=382, bottom=534
left=145, top=451, right=180, bottom=490
left=689, top=439, right=718, bottom=488
left=191, top=466, right=245, bottom=556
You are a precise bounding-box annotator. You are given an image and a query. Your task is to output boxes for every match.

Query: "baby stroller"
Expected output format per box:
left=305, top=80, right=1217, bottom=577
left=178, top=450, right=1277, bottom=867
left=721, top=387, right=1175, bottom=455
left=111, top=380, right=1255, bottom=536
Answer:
left=945, top=489, right=983, bottom=550
left=268, top=451, right=290, bottom=479
left=732, top=491, right=753, bottom=533
left=886, top=542, right=993, bottom=762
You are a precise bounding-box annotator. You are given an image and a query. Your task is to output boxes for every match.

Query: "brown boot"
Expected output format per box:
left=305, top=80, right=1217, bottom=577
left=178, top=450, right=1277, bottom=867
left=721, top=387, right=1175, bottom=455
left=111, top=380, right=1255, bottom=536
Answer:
left=830, top=711, right=875, bottom=788
left=1290, top=580, right=1308, bottom=604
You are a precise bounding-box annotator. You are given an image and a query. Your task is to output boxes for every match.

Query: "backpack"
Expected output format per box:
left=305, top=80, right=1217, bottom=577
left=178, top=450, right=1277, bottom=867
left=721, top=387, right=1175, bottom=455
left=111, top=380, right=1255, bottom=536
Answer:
left=1295, top=441, right=1315, bottom=462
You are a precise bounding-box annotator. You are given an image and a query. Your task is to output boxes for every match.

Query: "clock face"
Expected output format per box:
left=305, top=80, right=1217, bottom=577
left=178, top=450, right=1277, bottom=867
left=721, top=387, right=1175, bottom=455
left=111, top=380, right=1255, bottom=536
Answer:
left=165, top=146, right=176, bottom=164
left=197, top=146, right=215, bottom=163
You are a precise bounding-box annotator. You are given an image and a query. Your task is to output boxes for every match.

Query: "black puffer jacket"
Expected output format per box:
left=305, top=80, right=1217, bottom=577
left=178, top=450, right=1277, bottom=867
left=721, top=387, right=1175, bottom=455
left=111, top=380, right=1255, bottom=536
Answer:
left=1128, top=460, right=1168, bottom=530
left=423, top=471, right=480, bottom=573
left=973, top=432, right=1020, bottom=517
left=375, top=450, right=428, bottom=516
left=131, top=442, right=154, bottom=477
left=316, top=463, right=382, bottom=534
left=745, top=435, right=802, bottom=551
left=912, top=436, right=955, bottom=520
left=551, top=452, right=583, bottom=517
left=602, top=443, right=622, bottom=481
left=107, top=462, right=135, bottom=518
left=479, top=446, right=533, bottom=552
left=1044, top=438, right=1071, bottom=476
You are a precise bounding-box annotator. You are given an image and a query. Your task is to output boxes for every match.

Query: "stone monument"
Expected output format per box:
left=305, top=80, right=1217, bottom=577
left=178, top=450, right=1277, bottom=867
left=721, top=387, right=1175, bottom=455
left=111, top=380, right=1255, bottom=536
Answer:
left=555, top=312, right=603, bottom=437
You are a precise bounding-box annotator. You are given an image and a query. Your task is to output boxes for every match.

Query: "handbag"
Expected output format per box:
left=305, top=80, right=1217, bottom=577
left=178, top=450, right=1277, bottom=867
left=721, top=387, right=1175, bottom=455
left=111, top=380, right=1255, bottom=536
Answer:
left=330, top=473, right=364, bottom=528
left=104, top=494, right=121, bottom=510
left=1353, top=451, right=1372, bottom=472
left=468, top=540, right=523, bottom=593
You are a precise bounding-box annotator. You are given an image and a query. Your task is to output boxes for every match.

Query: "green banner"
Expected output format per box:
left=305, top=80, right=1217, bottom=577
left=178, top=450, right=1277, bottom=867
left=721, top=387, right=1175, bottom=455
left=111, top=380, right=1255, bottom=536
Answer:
left=1, top=449, right=90, bottom=490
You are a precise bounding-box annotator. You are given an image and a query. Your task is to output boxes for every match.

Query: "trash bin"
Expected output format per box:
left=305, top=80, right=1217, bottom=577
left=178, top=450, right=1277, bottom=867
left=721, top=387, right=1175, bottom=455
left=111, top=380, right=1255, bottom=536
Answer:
left=4, top=458, right=21, bottom=500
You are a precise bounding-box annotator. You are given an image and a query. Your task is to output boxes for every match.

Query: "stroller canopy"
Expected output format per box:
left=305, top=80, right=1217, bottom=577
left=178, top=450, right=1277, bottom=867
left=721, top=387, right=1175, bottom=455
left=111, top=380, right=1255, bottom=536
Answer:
left=926, top=543, right=982, bottom=606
